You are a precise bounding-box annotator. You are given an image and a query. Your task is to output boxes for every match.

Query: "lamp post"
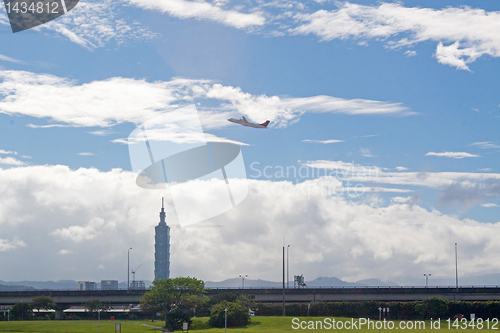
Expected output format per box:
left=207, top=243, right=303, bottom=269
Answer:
left=128, top=247, right=132, bottom=291
left=424, top=273, right=431, bottom=287
left=239, top=274, right=247, bottom=292
left=224, top=308, right=228, bottom=333
left=98, top=309, right=101, bottom=333
left=282, top=245, right=285, bottom=316
left=455, top=243, right=459, bottom=293
left=287, top=245, right=290, bottom=289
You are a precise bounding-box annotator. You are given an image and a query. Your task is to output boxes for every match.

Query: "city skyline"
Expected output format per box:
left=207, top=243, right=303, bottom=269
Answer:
left=0, top=0, right=499, bottom=285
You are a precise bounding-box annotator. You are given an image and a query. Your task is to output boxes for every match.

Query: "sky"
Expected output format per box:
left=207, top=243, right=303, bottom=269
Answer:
left=0, top=0, right=500, bottom=287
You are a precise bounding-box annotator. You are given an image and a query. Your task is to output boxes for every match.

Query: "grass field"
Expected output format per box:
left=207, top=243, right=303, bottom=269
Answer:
left=0, top=316, right=494, bottom=332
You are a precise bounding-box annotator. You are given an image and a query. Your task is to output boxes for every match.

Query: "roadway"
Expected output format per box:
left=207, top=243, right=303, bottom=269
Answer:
left=1, top=286, right=499, bottom=318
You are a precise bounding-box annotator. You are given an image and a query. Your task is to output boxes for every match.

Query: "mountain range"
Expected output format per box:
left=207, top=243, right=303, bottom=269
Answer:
left=0, top=274, right=498, bottom=291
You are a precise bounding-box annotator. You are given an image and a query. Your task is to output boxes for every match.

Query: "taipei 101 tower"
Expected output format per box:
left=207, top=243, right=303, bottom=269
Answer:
left=154, top=198, right=170, bottom=280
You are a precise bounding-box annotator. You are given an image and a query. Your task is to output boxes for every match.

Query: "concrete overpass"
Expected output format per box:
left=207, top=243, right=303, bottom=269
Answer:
left=1, top=287, right=499, bottom=319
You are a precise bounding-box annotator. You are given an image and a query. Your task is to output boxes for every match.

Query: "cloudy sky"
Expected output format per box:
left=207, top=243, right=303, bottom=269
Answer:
left=0, top=0, right=499, bottom=286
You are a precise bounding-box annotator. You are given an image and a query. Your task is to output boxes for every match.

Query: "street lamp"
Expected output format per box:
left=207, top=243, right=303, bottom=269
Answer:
left=455, top=243, right=459, bottom=293
left=224, top=308, right=228, bottom=333
left=4, top=310, right=9, bottom=333
left=128, top=247, right=132, bottom=290
left=287, top=245, right=290, bottom=289
left=424, top=273, right=431, bottom=288
left=239, top=275, right=247, bottom=291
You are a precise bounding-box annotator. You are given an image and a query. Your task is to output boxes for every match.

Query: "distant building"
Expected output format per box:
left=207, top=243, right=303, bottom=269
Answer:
left=130, top=280, right=146, bottom=290
left=155, top=198, right=170, bottom=280
left=101, top=280, right=118, bottom=290
left=78, top=281, right=97, bottom=291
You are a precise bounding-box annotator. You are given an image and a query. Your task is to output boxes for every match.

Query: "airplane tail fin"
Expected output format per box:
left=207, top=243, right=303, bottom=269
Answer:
left=242, top=116, right=248, bottom=122
left=260, top=120, right=270, bottom=127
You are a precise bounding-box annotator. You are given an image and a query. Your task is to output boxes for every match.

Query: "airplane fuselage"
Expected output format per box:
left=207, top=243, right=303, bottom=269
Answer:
left=228, top=117, right=269, bottom=129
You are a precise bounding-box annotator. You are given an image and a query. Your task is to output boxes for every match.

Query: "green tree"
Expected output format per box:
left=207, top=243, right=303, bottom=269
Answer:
left=31, top=295, right=56, bottom=320
left=140, top=277, right=205, bottom=331
left=208, top=301, right=249, bottom=328
left=31, top=295, right=56, bottom=312
left=10, top=302, right=32, bottom=320
left=416, top=297, right=449, bottom=319
left=83, top=299, right=105, bottom=319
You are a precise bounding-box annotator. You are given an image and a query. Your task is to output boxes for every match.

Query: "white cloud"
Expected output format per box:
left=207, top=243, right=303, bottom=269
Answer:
left=0, top=156, right=26, bottom=166
left=303, top=139, right=344, bottom=144
left=58, top=249, right=74, bottom=255
left=1, top=164, right=500, bottom=282
left=405, top=50, right=417, bottom=57
left=304, top=160, right=500, bottom=189
left=360, top=148, right=375, bottom=157
left=0, top=54, right=23, bottom=64
left=78, top=152, right=95, bottom=156
left=33, top=0, right=158, bottom=49
left=469, top=142, right=500, bottom=149
left=27, top=124, right=69, bottom=129
left=426, top=151, right=479, bottom=159
left=88, top=130, right=114, bottom=136
left=51, top=217, right=115, bottom=243
left=0, top=238, right=26, bottom=252
left=305, top=160, right=500, bottom=211
left=472, top=108, right=480, bottom=112
left=435, top=42, right=482, bottom=71
left=0, top=150, right=16, bottom=155
left=123, top=0, right=266, bottom=30
left=0, top=70, right=413, bottom=133
left=481, top=203, right=499, bottom=208
left=478, top=168, right=492, bottom=172
left=396, top=166, right=408, bottom=171
left=291, top=2, right=500, bottom=70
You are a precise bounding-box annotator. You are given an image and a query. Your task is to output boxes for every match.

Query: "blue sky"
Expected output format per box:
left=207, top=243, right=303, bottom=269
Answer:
left=0, top=0, right=499, bottom=285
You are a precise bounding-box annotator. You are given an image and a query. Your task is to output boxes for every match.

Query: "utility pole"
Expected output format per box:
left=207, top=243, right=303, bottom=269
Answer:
left=287, top=245, right=290, bottom=289
left=282, top=245, right=285, bottom=316
left=424, top=273, right=431, bottom=287
left=128, top=247, right=132, bottom=291
left=455, top=243, right=459, bottom=293
left=224, top=308, right=228, bottom=333
left=239, top=274, right=247, bottom=293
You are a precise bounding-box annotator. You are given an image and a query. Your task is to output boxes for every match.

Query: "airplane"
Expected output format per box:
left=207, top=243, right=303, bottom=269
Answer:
left=227, top=116, right=270, bottom=129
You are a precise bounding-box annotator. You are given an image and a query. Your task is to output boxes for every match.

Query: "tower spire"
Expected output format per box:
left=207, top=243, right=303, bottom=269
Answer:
left=159, top=197, right=166, bottom=225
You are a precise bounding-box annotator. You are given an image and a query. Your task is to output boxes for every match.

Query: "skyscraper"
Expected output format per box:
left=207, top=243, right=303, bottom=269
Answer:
left=154, top=198, right=170, bottom=280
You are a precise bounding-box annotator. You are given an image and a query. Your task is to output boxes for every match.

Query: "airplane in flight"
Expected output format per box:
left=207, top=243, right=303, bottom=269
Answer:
left=227, top=116, right=270, bottom=129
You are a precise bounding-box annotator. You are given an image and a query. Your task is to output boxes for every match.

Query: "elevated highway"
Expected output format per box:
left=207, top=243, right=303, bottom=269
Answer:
left=0, top=286, right=499, bottom=318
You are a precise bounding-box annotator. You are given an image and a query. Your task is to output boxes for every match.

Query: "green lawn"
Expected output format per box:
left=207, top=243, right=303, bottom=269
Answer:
left=0, top=317, right=495, bottom=332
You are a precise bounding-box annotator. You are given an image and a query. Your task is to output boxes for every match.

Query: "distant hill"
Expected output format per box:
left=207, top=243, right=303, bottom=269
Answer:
left=307, top=277, right=360, bottom=287
left=0, top=284, right=35, bottom=291
left=2, top=273, right=498, bottom=291
left=0, top=280, right=153, bottom=290
left=205, top=276, right=368, bottom=288
left=355, top=278, right=400, bottom=287
left=0, top=280, right=78, bottom=290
